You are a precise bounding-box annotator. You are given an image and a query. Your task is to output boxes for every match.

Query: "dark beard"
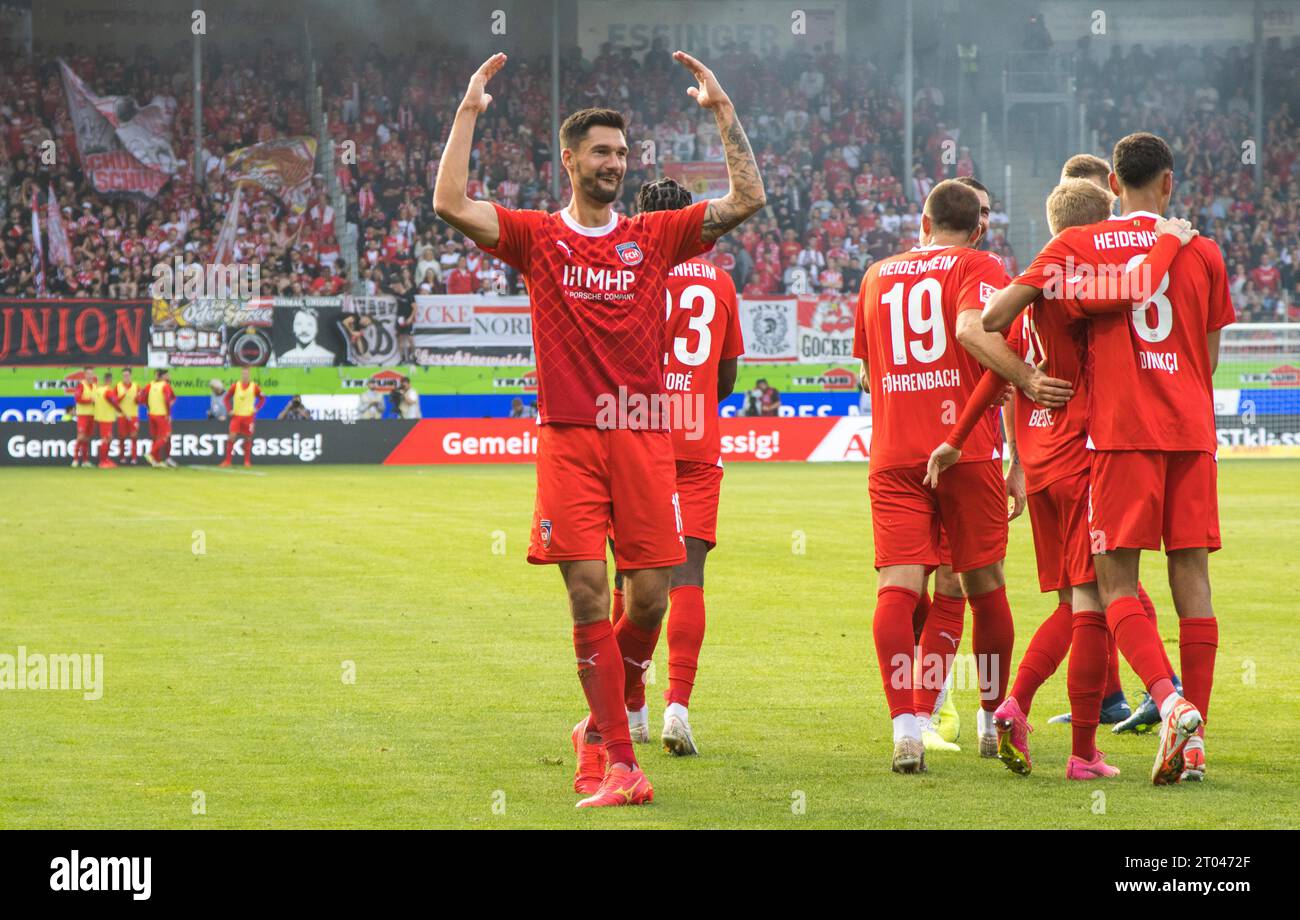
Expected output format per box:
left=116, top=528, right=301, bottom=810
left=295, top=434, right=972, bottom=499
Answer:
left=579, top=171, right=622, bottom=204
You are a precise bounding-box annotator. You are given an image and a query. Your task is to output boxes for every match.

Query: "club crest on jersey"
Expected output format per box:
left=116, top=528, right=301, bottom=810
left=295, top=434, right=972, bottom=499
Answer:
left=540, top=518, right=552, bottom=548
left=615, top=241, right=644, bottom=266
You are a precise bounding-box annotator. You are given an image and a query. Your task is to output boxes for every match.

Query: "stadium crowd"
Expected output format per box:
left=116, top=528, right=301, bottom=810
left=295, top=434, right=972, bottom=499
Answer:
left=0, top=40, right=346, bottom=299
left=319, top=38, right=1018, bottom=300
left=1, top=35, right=1296, bottom=318
left=1079, top=39, right=1300, bottom=321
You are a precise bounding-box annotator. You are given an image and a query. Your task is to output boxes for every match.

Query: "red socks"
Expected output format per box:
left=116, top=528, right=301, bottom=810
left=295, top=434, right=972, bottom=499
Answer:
left=873, top=586, right=919, bottom=718
left=912, top=588, right=931, bottom=644
left=1010, top=601, right=1073, bottom=714
left=573, top=620, right=635, bottom=768
left=223, top=438, right=235, bottom=463
left=614, top=615, right=660, bottom=711
left=969, top=585, right=1014, bottom=712
left=665, top=585, right=705, bottom=708
left=1179, top=617, right=1218, bottom=721
left=1067, top=609, right=1109, bottom=760
left=611, top=588, right=625, bottom=625
left=1137, top=582, right=1176, bottom=679
left=1106, top=595, right=1174, bottom=704
left=913, top=592, right=964, bottom=717
left=1103, top=630, right=1123, bottom=697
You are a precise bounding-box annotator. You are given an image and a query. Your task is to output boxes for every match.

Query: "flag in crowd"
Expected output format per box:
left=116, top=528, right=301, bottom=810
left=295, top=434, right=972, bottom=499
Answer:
left=58, top=60, right=179, bottom=200
left=221, top=138, right=319, bottom=215
left=30, top=189, right=45, bottom=297
left=46, top=184, right=73, bottom=269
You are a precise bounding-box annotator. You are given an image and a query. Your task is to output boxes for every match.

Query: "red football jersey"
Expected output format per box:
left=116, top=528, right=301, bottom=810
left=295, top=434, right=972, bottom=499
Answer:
left=853, top=244, right=1009, bottom=472
left=662, top=257, right=744, bottom=464
left=1014, top=211, right=1236, bottom=453
left=482, top=201, right=712, bottom=426
left=1004, top=299, right=1091, bottom=492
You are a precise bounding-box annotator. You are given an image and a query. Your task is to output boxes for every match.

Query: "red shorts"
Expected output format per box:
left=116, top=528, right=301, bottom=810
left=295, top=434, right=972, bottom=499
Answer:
left=529, top=424, right=684, bottom=570
left=1027, top=470, right=1095, bottom=592
left=230, top=415, right=255, bottom=437
left=675, top=460, right=724, bottom=547
left=117, top=416, right=139, bottom=438
left=869, top=460, right=1008, bottom=574
left=97, top=421, right=114, bottom=441
left=1089, top=450, right=1220, bottom=553
left=76, top=415, right=94, bottom=437
left=148, top=416, right=171, bottom=442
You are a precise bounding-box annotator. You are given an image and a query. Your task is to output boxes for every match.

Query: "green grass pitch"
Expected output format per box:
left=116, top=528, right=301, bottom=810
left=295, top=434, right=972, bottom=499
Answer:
left=1, top=460, right=1295, bottom=829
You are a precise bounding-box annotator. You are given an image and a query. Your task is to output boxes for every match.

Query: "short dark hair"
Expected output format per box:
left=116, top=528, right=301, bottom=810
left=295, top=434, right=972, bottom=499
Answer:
left=559, top=108, right=626, bottom=150
left=1061, top=153, right=1111, bottom=183
left=953, top=176, right=988, bottom=196
left=636, top=177, right=693, bottom=214
left=1112, top=132, right=1173, bottom=190
left=924, top=179, right=981, bottom=235
left=155, top=369, right=166, bottom=380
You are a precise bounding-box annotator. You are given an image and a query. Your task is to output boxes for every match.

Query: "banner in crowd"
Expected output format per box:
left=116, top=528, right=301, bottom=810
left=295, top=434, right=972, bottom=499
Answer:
left=271, top=298, right=347, bottom=367
left=59, top=59, right=178, bottom=200
left=222, top=138, right=318, bottom=215
left=148, top=297, right=274, bottom=368
left=663, top=162, right=730, bottom=202
left=340, top=296, right=399, bottom=366
left=796, top=294, right=856, bottom=361
left=739, top=298, right=798, bottom=361
left=577, top=0, right=847, bottom=59
left=411, top=295, right=533, bottom=365
left=0, top=300, right=150, bottom=365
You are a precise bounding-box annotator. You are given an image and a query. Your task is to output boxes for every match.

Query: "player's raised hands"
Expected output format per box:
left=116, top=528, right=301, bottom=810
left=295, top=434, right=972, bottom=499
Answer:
left=674, top=51, right=732, bottom=110
left=923, top=442, right=962, bottom=489
left=1154, top=216, right=1198, bottom=246
left=460, top=52, right=507, bottom=113
left=1021, top=360, right=1073, bottom=408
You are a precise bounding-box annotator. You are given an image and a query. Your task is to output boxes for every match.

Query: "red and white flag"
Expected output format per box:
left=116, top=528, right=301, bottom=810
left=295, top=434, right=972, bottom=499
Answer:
left=31, top=190, right=46, bottom=297
left=212, top=185, right=244, bottom=266
left=46, top=184, right=73, bottom=268
left=59, top=59, right=178, bottom=200
left=222, top=137, right=318, bottom=215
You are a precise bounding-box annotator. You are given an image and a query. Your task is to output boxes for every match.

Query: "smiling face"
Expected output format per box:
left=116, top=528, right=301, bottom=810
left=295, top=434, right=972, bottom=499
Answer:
left=563, top=125, right=627, bottom=206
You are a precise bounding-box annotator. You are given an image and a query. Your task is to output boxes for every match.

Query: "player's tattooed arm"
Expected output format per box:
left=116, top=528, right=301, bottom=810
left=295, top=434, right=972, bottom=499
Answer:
left=673, top=50, right=766, bottom=241
left=433, top=53, right=505, bottom=249
left=701, top=108, right=766, bottom=241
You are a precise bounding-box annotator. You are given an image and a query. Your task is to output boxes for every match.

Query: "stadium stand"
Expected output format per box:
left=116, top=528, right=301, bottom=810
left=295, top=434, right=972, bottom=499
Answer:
left=1, top=37, right=1294, bottom=315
